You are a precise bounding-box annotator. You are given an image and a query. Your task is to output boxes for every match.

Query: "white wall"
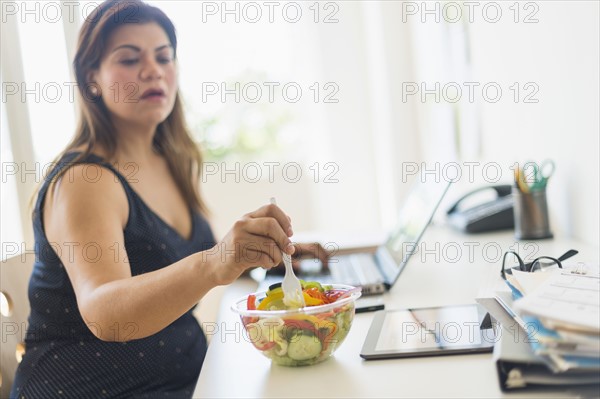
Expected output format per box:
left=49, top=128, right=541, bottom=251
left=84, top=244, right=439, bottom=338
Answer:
left=468, top=1, right=599, bottom=246
left=206, top=1, right=599, bottom=250
left=202, top=175, right=315, bottom=240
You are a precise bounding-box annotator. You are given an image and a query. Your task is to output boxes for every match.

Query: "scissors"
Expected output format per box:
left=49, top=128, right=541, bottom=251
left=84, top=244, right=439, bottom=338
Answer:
left=522, top=159, right=555, bottom=191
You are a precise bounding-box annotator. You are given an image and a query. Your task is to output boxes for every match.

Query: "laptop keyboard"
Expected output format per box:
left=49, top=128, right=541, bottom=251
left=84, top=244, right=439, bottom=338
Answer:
left=330, top=253, right=383, bottom=286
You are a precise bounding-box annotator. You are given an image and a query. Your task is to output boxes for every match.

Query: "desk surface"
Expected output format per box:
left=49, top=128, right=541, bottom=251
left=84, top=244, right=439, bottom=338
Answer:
left=193, top=227, right=599, bottom=398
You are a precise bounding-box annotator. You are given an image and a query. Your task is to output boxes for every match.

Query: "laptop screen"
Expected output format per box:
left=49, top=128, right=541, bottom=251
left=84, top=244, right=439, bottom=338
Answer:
left=378, top=178, right=452, bottom=282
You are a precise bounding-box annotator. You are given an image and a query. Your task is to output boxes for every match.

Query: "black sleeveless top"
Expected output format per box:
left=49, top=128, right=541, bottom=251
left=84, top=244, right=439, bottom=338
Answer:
left=11, top=152, right=216, bottom=398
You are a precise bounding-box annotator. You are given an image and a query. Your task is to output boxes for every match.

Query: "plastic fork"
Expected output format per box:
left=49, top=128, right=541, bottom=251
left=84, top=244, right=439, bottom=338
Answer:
left=270, top=197, right=305, bottom=308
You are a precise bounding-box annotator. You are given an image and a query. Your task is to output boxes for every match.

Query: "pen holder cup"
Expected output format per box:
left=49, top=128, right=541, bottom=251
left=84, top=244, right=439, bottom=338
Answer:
left=513, top=188, right=553, bottom=240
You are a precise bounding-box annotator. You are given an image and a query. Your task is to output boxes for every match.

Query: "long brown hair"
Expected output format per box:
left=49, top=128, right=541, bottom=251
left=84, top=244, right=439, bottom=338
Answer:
left=48, top=0, right=207, bottom=214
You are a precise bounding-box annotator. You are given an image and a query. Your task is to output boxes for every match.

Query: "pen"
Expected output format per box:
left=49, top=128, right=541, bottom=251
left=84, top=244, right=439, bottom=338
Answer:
left=515, top=168, right=530, bottom=194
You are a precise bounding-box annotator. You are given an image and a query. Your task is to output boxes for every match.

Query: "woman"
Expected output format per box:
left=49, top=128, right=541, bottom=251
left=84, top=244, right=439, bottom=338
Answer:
left=10, top=1, right=327, bottom=397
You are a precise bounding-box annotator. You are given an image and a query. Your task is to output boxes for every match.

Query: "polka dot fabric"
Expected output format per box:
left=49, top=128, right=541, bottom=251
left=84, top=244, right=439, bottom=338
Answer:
left=11, top=153, right=216, bottom=398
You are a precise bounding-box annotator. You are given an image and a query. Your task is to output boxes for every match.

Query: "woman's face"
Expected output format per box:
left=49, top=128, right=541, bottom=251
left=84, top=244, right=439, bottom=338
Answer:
left=92, top=22, right=177, bottom=130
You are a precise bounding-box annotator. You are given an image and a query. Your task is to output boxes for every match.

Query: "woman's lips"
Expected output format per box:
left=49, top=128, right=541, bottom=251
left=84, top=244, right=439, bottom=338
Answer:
left=140, top=88, right=166, bottom=100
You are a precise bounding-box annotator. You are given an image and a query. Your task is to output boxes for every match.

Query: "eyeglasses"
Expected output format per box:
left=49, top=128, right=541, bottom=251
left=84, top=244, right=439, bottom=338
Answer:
left=501, top=249, right=578, bottom=280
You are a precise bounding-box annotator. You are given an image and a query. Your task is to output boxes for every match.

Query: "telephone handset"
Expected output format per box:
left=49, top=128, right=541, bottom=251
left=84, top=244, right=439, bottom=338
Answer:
left=446, top=185, right=514, bottom=233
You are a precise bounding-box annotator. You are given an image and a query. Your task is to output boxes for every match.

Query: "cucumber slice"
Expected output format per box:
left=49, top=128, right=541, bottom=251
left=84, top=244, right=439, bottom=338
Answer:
left=287, top=333, right=322, bottom=361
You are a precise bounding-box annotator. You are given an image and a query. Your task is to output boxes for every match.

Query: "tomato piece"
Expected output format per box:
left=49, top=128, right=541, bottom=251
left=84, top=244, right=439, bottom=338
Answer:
left=283, top=319, right=318, bottom=335
left=247, top=294, right=257, bottom=310
left=244, top=295, right=259, bottom=324
left=323, top=289, right=345, bottom=303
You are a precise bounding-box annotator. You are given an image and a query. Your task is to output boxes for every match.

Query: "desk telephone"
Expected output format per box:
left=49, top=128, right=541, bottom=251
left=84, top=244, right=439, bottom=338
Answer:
left=446, top=185, right=514, bottom=233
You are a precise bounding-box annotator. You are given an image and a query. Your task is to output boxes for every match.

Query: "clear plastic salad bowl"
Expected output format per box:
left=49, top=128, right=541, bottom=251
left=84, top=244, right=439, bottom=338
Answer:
left=231, top=283, right=361, bottom=366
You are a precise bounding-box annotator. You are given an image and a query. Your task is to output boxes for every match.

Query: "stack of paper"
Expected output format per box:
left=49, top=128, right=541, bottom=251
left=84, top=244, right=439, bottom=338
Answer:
left=512, top=262, right=600, bottom=374
left=476, top=262, right=599, bottom=391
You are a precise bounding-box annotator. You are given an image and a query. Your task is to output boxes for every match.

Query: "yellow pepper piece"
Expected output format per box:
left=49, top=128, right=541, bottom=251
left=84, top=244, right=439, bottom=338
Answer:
left=257, top=290, right=285, bottom=310
left=267, top=287, right=283, bottom=298
left=257, top=296, right=274, bottom=310
left=303, top=292, right=324, bottom=306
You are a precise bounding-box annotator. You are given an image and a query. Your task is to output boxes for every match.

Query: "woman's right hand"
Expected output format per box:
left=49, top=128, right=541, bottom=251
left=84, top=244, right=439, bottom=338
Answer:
left=205, top=203, right=295, bottom=285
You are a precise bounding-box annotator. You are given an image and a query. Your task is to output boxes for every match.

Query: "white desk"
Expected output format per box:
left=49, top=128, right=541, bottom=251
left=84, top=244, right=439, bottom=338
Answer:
left=193, top=227, right=598, bottom=398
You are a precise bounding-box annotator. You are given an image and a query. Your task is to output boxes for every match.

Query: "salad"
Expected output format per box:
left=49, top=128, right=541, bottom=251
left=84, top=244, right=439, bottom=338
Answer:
left=241, top=281, right=358, bottom=366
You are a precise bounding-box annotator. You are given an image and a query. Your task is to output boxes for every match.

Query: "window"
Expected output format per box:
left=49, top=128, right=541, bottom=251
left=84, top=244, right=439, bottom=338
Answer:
left=1, top=94, right=24, bottom=259
left=17, top=9, right=75, bottom=165
left=152, top=1, right=322, bottom=162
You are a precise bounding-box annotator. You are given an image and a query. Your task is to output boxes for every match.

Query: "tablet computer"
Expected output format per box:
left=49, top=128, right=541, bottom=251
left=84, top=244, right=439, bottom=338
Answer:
left=360, top=304, right=496, bottom=360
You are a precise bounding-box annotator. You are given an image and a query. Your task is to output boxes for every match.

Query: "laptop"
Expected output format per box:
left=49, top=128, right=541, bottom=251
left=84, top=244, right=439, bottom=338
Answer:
left=257, top=176, right=452, bottom=295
